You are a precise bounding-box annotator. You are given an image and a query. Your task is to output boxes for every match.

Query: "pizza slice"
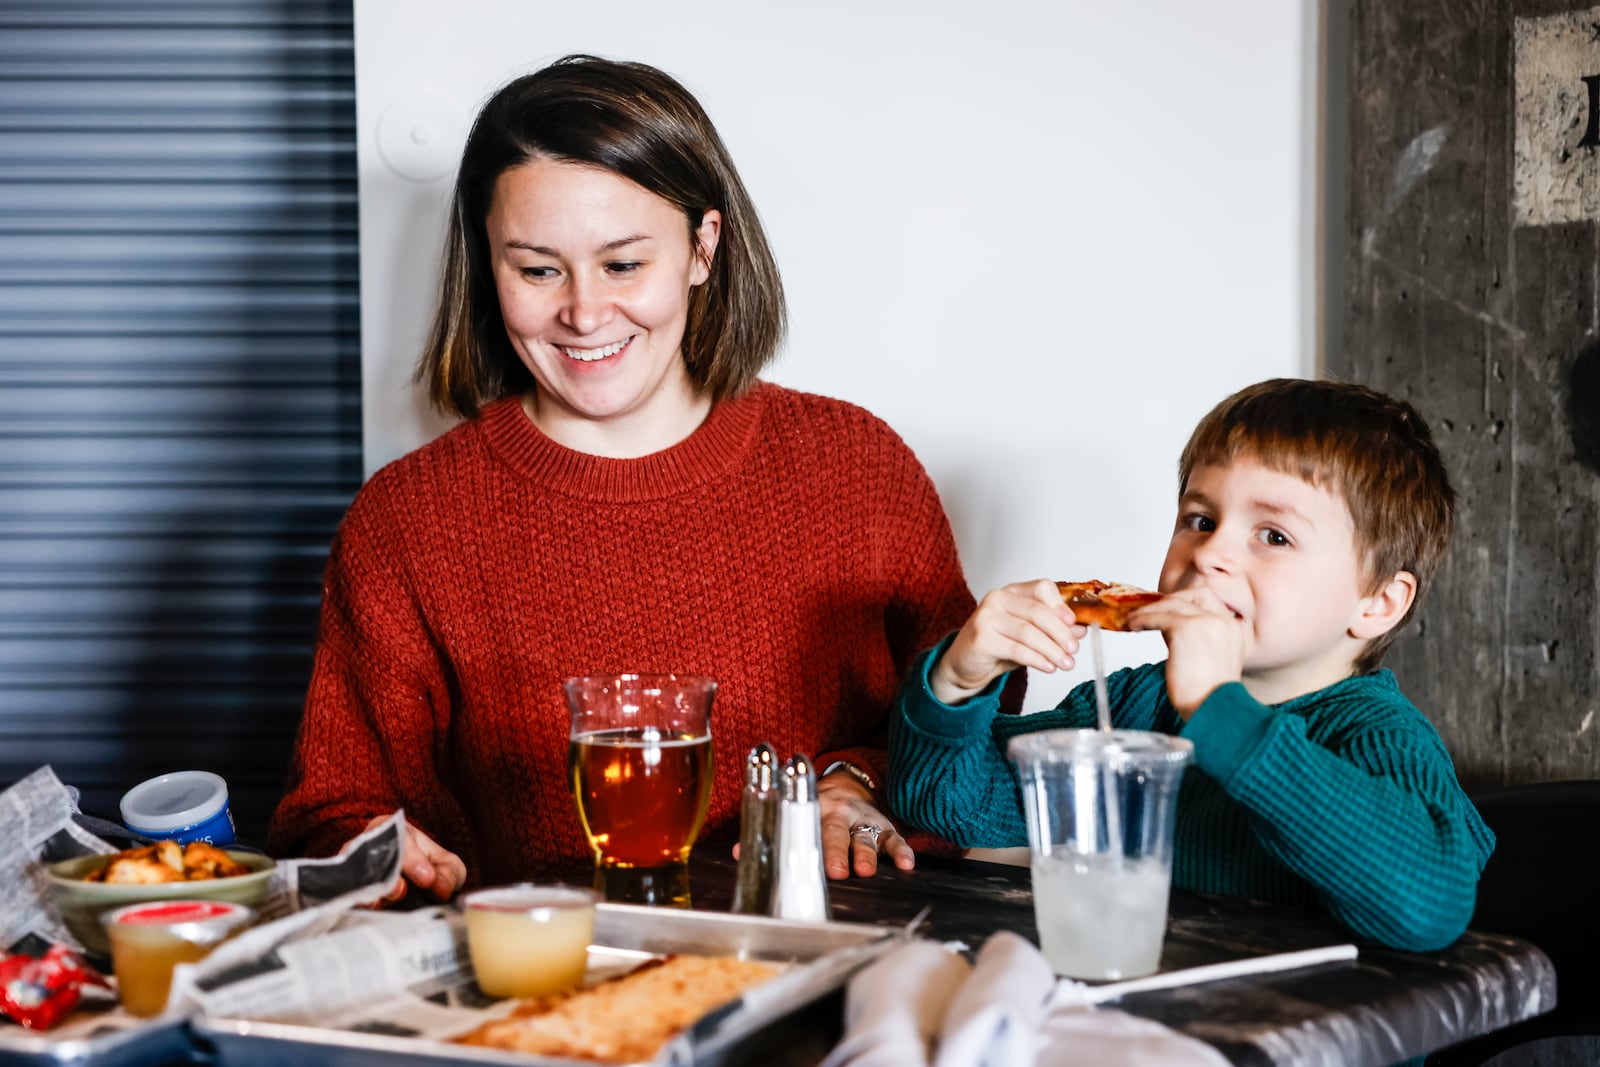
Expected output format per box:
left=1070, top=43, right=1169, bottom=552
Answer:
left=1055, top=580, right=1163, bottom=631
left=455, top=955, right=779, bottom=1063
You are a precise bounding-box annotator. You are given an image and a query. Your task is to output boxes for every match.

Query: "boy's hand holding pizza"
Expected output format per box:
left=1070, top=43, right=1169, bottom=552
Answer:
left=931, top=575, right=1245, bottom=716
left=929, top=579, right=1085, bottom=705
left=1126, top=585, right=1246, bottom=719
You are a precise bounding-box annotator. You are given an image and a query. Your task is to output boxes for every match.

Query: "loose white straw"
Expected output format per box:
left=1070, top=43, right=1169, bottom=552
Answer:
left=1050, top=943, right=1361, bottom=1009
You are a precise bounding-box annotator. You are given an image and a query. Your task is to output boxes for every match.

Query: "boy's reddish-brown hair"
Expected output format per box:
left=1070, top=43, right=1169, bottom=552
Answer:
left=1177, top=378, right=1455, bottom=673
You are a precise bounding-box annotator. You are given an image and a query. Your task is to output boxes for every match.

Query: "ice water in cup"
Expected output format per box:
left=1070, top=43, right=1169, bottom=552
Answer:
left=1008, top=729, right=1191, bottom=980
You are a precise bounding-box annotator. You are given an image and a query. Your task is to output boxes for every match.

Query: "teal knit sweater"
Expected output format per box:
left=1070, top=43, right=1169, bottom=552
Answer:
left=888, top=641, right=1495, bottom=952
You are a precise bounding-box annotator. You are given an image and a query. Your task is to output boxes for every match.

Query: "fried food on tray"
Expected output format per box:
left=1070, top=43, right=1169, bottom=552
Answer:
left=82, top=840, right=249, bottom=884
left=456, top=954, right=779, bottom=1065
left=1055, top=579, right=1164, bottom=631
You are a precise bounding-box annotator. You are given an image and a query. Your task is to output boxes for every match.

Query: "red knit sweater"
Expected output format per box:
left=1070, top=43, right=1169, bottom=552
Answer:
left=266, top=383, right=977, bottom=886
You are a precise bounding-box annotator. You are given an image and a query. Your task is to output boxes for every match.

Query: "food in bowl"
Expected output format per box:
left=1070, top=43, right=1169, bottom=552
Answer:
left=82, top=840, right=250, bottom=884
left=45, top=848, right=273, bottom=957
left=455, top=954, right=779, bottom=1064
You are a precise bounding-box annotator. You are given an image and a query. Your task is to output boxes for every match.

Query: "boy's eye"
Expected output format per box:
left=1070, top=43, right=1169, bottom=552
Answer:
left=1182, top=513, right=1215, bottom=533
left=1258, top=528, right=1291, bottom=547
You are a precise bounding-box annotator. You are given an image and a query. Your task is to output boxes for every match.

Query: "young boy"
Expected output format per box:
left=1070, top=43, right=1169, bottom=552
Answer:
left=888, top=378, right=1494, bottom=952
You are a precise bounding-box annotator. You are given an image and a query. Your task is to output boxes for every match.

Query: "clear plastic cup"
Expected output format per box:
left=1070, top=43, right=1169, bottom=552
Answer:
left=102, top=899, right=256, bottom=1017
left=1008, top=729, right=1192, bottom=980
left=461, top=884, right=597, bottom=999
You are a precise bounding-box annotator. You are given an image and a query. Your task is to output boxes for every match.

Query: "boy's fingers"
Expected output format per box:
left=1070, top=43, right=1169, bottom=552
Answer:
left=1128, top=602, right=1194, bottom=630
left=1029, top=607, right=1084, bottom=667
left=1024, top=577, right=1065, bottom=603
left=999, top=634, right=1073, bottom=674
left=1130, top=591, right=1239, bottom=633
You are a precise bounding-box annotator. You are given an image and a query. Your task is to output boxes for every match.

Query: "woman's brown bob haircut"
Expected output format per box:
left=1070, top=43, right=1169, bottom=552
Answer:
left=1178, top=378, right=1455, bottom=673
left=417, top=54, right=787, bottom=419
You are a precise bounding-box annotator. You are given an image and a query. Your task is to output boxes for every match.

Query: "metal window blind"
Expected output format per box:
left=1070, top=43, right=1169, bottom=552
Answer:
left=0, top=0, right=360, bottom=844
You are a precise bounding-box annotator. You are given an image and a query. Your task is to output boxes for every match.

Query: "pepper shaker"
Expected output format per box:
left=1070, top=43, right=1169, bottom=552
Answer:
left=731, top=743, right=779, bottom=914
left=769, top=753, right=831, bottom=922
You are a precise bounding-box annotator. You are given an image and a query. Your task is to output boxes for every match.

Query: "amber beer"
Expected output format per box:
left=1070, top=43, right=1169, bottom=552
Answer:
left=569, top=727, right=713, bottom=907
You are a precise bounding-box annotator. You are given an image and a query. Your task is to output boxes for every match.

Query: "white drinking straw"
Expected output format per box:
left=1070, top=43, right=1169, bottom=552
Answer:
left=1090, top=623, right=1111, bottom=733
left=1049, top=943, right=1361, bottom=1009
left=1086, top=623, right=1122, bottom=865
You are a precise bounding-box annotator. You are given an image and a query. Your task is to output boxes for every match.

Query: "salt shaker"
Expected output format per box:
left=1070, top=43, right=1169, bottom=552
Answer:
left=769, top=753, right=831, bottom=922
left=731, top=743, right=779, bottom=914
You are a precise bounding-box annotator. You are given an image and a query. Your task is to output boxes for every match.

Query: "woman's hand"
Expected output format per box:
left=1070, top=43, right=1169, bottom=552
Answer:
left=930, top=579, right=1085, bottom=705
left=817, top=774, right=913, bottom=879
left=359, top=814, right=467, bottom=905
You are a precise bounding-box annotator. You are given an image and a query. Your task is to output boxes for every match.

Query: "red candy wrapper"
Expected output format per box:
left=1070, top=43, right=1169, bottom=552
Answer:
left=0, top=945, right=105, bottom=1030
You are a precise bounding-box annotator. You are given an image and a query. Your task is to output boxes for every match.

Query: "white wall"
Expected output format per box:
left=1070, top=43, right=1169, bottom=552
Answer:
left=354, top=1, right=1318, bottom=709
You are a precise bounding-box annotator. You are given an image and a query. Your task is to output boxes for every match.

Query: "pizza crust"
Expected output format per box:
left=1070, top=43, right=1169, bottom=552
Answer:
left=455, top=954, right=780, bottom=1064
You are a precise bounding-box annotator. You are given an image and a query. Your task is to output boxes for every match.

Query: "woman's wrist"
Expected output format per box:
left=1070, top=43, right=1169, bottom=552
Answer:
left=819, top=759, right=877, bottom=801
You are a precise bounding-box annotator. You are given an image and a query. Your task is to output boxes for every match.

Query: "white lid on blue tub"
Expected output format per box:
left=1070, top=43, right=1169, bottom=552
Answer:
left=119, top=770, right=229, bottom=833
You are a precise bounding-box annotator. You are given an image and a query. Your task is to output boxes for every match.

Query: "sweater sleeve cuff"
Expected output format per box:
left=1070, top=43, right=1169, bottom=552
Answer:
left=902, top=633, right=1007, bottom=741
left=1178, top=681, right=1275, bottom=786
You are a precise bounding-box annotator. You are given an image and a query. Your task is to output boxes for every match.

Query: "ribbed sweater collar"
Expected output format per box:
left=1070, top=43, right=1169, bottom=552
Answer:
left=477, top=382, right=770, bottom=503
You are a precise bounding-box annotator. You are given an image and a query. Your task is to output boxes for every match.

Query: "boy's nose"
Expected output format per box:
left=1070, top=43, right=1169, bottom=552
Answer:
left=1191, top=537, right=1236, bottom=575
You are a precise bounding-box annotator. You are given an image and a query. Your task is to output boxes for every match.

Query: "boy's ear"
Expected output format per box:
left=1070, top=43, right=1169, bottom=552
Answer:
left=1350, top=570, right=1418, bottom=640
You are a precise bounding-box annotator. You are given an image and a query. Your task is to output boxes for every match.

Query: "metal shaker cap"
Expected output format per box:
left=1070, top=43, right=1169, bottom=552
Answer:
left=781, top=753, right=816, bottom=802
left=745, top=743, right=779, bottom=792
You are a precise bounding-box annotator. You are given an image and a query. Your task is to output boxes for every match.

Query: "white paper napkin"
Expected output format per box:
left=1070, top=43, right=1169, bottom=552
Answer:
left=823, top=935, right=1352, bottom=1067
left=934, top=931, right=1053, bottom=1067
left=819, top=939, right=971, bottom=1067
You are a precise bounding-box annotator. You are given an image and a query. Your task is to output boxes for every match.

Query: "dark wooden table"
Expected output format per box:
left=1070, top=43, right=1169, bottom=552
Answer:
left=600, top=846, right=1558, bottom=1067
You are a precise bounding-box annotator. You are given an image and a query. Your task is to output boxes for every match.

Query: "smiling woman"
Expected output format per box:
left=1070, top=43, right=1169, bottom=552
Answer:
left=266, top=55, right=984, bottom=902
left=487, top=159, right=718, bottom=458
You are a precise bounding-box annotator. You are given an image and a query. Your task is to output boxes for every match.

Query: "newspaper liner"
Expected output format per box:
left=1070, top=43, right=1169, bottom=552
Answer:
left=1, top=765, right=450, bottom=1037
left=3, top=766, right=408, bottom=953
left=4, top=766, right=902, bottom=1058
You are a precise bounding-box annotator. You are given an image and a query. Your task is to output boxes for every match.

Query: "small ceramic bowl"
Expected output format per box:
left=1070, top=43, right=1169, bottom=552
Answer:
left=45, top=850, right=274, bottom=956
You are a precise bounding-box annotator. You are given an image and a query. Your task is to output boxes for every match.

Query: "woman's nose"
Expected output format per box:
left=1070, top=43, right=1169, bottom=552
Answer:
left=559, top=274, right=609, bottom=334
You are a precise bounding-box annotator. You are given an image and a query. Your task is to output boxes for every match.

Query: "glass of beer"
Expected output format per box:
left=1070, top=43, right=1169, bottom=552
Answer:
left=564, top=673, right=715, bottom=908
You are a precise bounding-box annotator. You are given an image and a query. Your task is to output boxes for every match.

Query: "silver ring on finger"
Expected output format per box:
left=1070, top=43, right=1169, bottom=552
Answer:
left=849, top=822, right=884, bottom=849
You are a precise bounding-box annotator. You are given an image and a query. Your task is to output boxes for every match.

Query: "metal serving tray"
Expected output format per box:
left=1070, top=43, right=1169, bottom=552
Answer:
left=192, top=903, right=901, bottom=1067
left=0, top=1013, right=191, bottom=1067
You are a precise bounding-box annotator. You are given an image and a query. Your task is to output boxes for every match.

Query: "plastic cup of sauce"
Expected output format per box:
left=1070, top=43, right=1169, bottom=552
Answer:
left=102, top=899, right=256, bottom=1017
left=461, top=884, right=597, bottom=999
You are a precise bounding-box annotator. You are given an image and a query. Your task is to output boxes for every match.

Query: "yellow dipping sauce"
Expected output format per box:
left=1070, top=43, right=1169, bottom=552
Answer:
left=462, top=884, right=596, bottom=999
left=103, top=899, right=256, bottom=1017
